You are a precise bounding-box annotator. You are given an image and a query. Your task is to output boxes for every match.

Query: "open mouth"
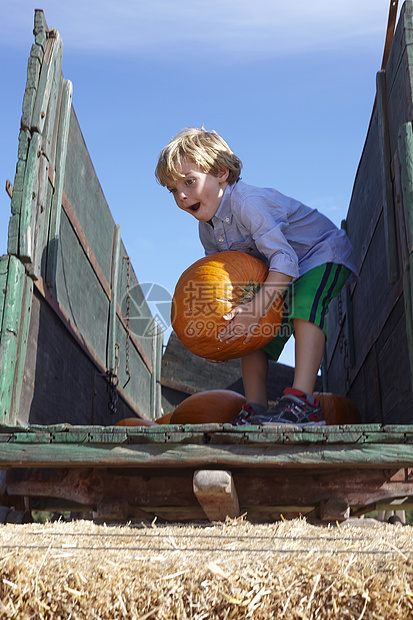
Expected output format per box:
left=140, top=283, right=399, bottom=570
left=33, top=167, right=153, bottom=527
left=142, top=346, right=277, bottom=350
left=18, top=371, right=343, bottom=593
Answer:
left=189, top=202, right=201, bottom=213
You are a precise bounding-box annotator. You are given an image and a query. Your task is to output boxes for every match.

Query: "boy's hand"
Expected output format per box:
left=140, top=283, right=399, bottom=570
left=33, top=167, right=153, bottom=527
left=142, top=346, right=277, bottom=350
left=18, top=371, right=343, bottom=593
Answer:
left=218, top=303, right=262, bottom=345
left=218, top=270, right=292, bottom=345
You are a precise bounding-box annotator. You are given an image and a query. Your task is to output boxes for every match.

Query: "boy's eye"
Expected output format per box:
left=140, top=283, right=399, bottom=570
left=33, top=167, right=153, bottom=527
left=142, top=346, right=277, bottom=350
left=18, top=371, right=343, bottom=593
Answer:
left=168, top=188, right=177, bottom=194
left=186, top=178, right=195, bottom=186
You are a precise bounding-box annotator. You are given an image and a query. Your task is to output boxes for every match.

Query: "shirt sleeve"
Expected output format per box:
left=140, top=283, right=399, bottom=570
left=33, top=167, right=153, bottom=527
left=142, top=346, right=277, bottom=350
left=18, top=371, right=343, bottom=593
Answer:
left=235, top=195, right=300, bottom=278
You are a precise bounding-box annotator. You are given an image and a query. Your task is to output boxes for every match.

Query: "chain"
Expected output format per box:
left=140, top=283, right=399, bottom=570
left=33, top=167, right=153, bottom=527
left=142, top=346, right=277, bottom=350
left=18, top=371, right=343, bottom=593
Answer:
left=106, top=342, right=120, bottom=415
left=123, top=256, right=131, bottom=389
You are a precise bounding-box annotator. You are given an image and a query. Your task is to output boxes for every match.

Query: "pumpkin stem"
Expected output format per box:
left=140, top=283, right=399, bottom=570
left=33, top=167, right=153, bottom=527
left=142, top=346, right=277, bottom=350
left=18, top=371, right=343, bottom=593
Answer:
left=237, top=280, right=262, bottom=304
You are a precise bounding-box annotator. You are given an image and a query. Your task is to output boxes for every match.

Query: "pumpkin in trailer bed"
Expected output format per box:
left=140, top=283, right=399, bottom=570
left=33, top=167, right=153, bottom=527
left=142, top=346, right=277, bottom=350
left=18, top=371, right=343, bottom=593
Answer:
left=313, top=393, right=361, bottom=425
left=170, top=390, right=246, bottom=424
left=115, top=417, right=158, bottom=427
left=155, top=411, right=174, bottom=424
left=171, top=251, right=283, bottom=361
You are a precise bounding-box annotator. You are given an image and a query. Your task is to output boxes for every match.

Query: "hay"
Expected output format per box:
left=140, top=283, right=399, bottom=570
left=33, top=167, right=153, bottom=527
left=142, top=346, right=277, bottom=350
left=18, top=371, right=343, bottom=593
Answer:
left=0, top=517, right=412, bottom=618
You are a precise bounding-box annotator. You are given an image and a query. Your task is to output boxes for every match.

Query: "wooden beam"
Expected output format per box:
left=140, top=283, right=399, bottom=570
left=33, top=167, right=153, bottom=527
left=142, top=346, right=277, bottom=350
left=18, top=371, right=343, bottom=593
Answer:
left=2, top=439, right=413, bottom=469
left=193, top=470, right=240, bottom=521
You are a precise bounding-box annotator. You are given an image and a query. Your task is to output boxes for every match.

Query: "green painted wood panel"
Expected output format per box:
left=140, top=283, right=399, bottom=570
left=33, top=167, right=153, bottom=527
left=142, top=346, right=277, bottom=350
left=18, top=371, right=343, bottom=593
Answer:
left=114, top=304, right=153, bottom=417
left=0, top=256, right=32, bottom=425
left=18, top=290, right=146, bottom=426
left=117, top=240, right=155, bottom=366
left=326, top=2, right=413, bottom=424
left=376, top=69, right=398, bottom=284
left=54, top=210, right=110, bottom=365
left=1, top=9, right=180, bottom=430
left=46, top=78, right=73, bottom=287
left=63, top=108, right=115, bottom=287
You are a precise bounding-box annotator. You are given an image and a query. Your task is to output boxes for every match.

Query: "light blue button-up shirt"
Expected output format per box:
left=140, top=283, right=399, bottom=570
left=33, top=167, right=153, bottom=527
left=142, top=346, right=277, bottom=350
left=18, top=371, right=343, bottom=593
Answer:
left=199, top=181, right=356, bottom=279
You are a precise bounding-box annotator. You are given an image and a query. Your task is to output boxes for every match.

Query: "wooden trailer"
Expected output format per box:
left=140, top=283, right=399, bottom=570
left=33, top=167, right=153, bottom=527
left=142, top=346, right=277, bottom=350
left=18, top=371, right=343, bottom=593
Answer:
left=2, top=5, right=413, bottom=524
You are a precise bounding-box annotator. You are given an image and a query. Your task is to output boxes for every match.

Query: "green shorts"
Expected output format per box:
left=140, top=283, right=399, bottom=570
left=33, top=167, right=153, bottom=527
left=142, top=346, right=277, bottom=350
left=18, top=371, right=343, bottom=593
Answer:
left=262, top=263, right=351, bottom=361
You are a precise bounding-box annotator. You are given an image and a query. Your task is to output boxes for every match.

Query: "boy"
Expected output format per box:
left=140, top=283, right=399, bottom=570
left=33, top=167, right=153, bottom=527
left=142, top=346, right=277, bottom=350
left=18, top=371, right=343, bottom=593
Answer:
left=155, top=127, right=356, bottom=426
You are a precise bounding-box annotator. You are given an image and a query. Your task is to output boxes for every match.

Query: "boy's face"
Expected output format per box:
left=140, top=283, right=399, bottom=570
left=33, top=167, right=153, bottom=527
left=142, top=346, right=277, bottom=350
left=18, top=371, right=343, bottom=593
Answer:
left=166, top=160, right=229, bottom=222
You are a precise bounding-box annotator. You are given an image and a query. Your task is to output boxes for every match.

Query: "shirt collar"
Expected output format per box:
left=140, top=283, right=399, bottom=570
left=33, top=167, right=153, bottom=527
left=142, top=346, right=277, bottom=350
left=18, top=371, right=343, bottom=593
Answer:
left=213, top=182, right=236, bottom=223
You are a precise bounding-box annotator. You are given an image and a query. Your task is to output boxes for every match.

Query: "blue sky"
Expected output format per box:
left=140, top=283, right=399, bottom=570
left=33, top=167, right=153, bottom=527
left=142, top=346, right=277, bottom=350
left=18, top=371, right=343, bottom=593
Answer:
left=1, top=0, right=397, bottom=366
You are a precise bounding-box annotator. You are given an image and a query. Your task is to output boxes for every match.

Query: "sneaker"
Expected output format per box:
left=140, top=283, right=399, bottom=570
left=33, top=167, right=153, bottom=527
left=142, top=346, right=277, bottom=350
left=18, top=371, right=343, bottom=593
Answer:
left=230, top=402, right=267, bottom=426
left=249, top=388, right=325, bottom=426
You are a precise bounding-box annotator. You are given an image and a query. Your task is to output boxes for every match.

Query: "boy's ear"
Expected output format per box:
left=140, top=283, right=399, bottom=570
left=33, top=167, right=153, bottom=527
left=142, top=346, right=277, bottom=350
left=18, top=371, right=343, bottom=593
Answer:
left=218, top=168, right=229, bottom=183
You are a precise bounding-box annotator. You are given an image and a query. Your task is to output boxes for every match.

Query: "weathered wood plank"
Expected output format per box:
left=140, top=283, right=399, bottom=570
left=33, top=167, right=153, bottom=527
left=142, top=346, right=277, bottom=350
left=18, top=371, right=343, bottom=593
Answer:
left=117, top=242, right=155, bottom=366
left=403, top=254, right=413, bottom=389
left=46, top=79, right=73, bottom=288
left=31, top=31, right=63, bottom=135
left=7, top=269, right=33, bottom=426
left=108, top=224, right=121, bottom=374
left=21, top=45, right=43, bottom=131
left=376, top=70, right=398, bottom=284
left=0, top=256, right=9, bottom=326
left=114, top=308, right=153, bottom=416
left=31, top=152, right=50, bottom=279
left=386, top=1, right=413, bottom=155
left=41, top=66, right=63, bottom=167
left=150, top=321, right=163, bottom=419
left=1, top=440, right=413, bottom=469
left=8, top=131, right=31, bottom=255
left=63, top=108, right=115, bottom=287
left=33, top=9, right=48, bottom=50
left=18, top=131, right=42, bottom=262
left=4, top=423, right=413, bottom=445
left=0, top=257, right=31, bottom=425
left=398, top=122, right=413, bottom=251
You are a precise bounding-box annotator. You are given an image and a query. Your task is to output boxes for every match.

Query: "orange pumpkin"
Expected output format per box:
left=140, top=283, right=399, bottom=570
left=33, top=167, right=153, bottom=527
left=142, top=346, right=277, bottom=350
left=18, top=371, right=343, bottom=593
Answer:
left=171, top=251, right=283, bottom=361
left=115, top=417, right=157, bottom=427
left=155, top=411, right=174, bottom=424
left=314, top=393, right=361, bottom=425
left=170, top=390, right=246, bottom=424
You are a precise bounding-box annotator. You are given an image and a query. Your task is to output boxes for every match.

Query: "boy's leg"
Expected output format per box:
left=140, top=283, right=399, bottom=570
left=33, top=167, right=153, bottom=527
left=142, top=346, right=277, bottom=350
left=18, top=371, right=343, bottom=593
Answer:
left=230, top=349, right=269, bottom=425
left=250, top=264, right=350, bottom=426
left=292, top=318, right=325, bottom=395
left=241, top=348, right=269, bottom=409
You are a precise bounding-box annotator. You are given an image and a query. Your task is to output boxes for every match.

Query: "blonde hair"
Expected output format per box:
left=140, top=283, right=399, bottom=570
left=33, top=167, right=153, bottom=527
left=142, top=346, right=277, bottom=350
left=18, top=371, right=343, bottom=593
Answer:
left=155, top=127, right=242, bottom=186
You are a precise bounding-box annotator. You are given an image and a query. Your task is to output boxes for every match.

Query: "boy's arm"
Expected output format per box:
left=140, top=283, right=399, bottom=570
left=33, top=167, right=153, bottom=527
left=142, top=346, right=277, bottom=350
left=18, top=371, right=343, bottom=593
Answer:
left=218, top=270, right=292, bottom=344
